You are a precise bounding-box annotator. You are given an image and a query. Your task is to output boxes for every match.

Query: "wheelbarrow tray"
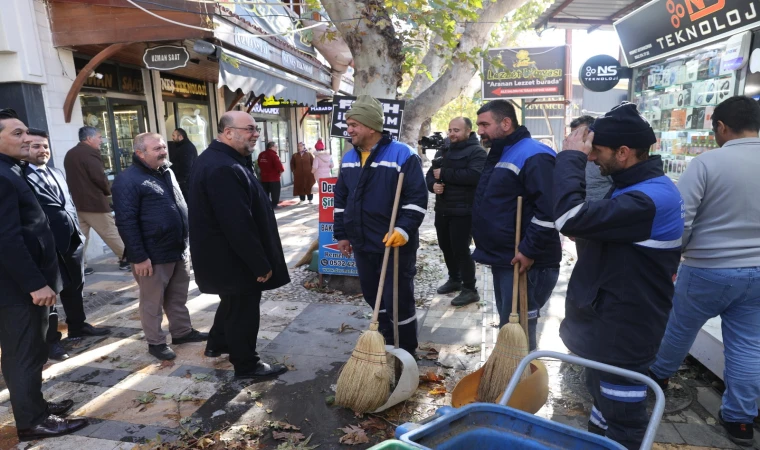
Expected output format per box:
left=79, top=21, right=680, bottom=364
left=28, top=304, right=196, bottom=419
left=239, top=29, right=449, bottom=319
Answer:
left=396, top=404, right=626, bottom=450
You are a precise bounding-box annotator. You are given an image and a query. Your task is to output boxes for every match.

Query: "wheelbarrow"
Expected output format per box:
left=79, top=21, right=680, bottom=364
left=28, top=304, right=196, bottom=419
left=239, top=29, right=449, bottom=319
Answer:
left=395, top=351, right=666, bottom=450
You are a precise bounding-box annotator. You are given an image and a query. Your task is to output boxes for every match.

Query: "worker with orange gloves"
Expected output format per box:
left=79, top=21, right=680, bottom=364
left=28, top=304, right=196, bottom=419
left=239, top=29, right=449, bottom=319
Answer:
left=333, top=95, right=428, bottom=356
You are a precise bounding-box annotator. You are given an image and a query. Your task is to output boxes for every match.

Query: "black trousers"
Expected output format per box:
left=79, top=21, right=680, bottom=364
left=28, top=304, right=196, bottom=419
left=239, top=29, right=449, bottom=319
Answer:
left=585, top=365, right=649, bottom=450
left=261, top=181, right=281, bottom=207
left=354, top=250, right=418, bottom=354
left=434, top=214, right=476, bottom=288
left=299, top=194, right=314, bottom=201
left=208, top=292, right=262, bottom=373
left=47, top=245, right=87, bottom=344
left=0, top=304, right=50, bottom=429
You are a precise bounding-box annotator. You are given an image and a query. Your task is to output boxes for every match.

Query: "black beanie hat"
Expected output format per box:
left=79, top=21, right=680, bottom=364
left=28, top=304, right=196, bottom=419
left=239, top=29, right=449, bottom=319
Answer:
left=592, top=102, right=656, bottom=149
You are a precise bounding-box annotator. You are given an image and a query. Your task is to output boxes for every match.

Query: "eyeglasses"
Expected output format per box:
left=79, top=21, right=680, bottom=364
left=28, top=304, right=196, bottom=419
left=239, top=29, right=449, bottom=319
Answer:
left=227, top=126, right=261, bottom=133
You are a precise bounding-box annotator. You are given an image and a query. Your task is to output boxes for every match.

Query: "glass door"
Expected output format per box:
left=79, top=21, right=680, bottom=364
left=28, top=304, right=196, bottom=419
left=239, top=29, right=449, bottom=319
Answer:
left=108, top=99, right=148, bottom=173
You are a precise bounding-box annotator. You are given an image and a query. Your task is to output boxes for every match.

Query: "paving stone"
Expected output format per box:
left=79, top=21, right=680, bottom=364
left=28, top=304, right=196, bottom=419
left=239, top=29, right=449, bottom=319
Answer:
left=83, top=419, right=177, bottom=443
left=50, top=366, right=134, bottom=388
left=168, top=365, right=234, bottom=383
left=673, top=423, right=738, bottom=448
left=656, top=422, right=686, bottom=444
left=15, top=434, right=131, bottom=449
left=417, top=325, right=482, bottom=346
left=114, top=373, right=196, bottom=397
left=696, top=386, right=722, bottom=420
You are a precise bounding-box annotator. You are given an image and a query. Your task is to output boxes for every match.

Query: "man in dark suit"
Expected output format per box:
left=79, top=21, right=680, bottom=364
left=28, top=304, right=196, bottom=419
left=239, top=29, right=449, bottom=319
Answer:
left=0, top=109, right=87, bottom=440
left=189, top=111, right=290, bottom=378
left=24, top=129, right=111, bottom=361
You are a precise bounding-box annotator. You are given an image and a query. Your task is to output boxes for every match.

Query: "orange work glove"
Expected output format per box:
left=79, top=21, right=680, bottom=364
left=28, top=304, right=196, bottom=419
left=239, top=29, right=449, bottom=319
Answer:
left=383, top=229, right=408, bottom=247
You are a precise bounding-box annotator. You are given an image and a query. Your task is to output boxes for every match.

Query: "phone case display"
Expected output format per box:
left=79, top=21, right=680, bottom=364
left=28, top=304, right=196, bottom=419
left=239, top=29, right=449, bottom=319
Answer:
left=632, top=42, right=737, bottom=181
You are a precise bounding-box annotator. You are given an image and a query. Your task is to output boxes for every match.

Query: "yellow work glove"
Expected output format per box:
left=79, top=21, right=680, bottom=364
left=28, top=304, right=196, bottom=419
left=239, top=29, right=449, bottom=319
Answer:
left=383, top=230, right=408, bottom=247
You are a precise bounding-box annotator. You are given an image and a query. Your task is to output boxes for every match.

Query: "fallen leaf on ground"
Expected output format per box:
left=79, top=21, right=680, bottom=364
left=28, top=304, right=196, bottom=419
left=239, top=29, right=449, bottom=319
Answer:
left=324, top=395, right=335, bottom=406
left=275, top=434, right=319, bottom=450
left=135, top=392, right=156, bottom=404
left=192, top=373, right=211, bottom=381
left=428, top=387, right=447, bottom=395
left=419, top=347, right=439, bottom=360
left=116, top=363, right=130, bottom=369
left=266, top=409, right=273, bottom=414
left=178, top=395, right=194, bottom=402
left=339, top=425, right=369, bottom=445
left=162, top=393, right=175, bottom=400
left=109, top=356, right=121, bottom=362
left=267, top=421, right=300, bottom=431
left=420, top=371, right=444, bottom=383
left=359, top=417, right=387, bottom=433
left=247, top=390, right=262, bottom=400
left=463, top=345, right=480, bottom=354
left=273, top=431, right=305, bottom=442
left=255, top=401, right=263, bottom=408
left=159, top=359, right=175, bottom=369
left=338, top=323, right=358, bottom=334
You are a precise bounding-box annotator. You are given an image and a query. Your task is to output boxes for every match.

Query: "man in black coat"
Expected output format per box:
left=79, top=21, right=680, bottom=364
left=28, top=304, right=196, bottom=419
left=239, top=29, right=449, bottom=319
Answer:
left=24, top=129, right=111, bottom=362
left=0, top=109, right=87, bottom=440
left=426, top=117, right=486, bottom=306
left=113, top=133, right=207, bottom=361
left=189, top=111, right=290, bottom=378
left=169, top=128, right=198, bottom=199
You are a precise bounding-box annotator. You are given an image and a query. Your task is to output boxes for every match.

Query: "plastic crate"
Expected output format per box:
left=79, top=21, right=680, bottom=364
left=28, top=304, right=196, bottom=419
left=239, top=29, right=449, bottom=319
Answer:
left=366, top=439, right=420, bottom=449
left=396, top=405, right=626, bottom=450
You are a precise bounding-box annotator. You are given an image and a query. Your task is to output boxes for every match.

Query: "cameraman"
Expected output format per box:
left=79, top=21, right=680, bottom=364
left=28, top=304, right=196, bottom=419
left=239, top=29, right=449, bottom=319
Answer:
left=425, top=117, right=486, bottom=306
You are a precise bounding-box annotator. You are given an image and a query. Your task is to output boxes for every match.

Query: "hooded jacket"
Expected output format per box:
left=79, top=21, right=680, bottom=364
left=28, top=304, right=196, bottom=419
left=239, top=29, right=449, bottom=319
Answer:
left=425, top=132, right=486, bottom=216
left=471, top=126, right=561, bottom=268
left=312, top=151, right=334, bottom=181
left=554, top=150, right=684, bottom=366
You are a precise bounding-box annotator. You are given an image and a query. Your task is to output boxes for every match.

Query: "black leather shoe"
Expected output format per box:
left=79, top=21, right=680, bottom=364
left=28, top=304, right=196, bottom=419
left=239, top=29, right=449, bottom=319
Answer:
left=204, top=344, right=230, bottom=357
left=68, top=323, right=111, bottom=338
left=172, top=329, right=209, bottom=345
left=48, top=342, right=70, bottom=361
left=17, top=415, right=88, bottom=441
left=437, top=279, right=462, bottom=294
left=48, top=399, right=74, bottom=416
left=234, top=362, right=288, bottom=379
left=451, top=288, right=480, bottom=306
left=148, top=344, right=176, bottom=360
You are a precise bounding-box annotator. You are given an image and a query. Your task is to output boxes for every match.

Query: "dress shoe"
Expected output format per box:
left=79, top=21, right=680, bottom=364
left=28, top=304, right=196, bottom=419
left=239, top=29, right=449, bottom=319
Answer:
left=68, top=323, right=111, bottom=338
left=204, top=343, right=230, bottom=357
left=48, top=342, right=70, bottom=361
left=234, top=361, right=288, bottom=379
left=172, top=329, right=209, bottom=345
left=148, top=344, right=176, bottom=360
left=48, top=399, right=74, bottom=416
left=437, top=279, right=462, bottom=294
left=451, top=288, right=480, bottom=306
left=17, top=415, right=88, bottom=441
left=84, top=267, right=95, bottom=276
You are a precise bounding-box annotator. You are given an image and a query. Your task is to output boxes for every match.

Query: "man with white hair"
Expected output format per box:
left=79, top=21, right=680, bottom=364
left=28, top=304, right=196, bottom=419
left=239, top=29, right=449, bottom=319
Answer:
left=112, top=133, right=207, bottom=361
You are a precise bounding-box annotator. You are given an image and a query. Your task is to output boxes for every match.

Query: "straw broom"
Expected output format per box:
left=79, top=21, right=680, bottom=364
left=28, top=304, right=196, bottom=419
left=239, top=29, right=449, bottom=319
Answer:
left=477, top=196, right=531, bottom=403
left=336, top=173, right=405, bottom=413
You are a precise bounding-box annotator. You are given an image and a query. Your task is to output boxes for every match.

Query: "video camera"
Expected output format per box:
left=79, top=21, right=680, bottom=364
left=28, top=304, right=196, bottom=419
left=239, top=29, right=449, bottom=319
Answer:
left=418, top=132, right=445, bottom=150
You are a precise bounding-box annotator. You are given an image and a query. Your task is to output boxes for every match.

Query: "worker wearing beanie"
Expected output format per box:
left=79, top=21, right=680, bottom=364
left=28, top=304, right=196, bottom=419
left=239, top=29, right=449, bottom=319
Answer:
left=333, top=95, right=428, bottom=355
left=554, top=102, right=684, bottom=450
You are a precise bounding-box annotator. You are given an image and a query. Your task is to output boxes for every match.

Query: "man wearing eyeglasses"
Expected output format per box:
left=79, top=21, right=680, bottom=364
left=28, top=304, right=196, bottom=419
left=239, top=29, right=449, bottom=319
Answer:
left=188, top=111, right=290, bottom=378
left=0, top=109, right=88, bottom=439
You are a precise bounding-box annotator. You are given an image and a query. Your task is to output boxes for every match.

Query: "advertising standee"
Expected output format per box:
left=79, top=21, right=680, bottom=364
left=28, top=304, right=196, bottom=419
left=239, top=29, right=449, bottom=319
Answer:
left=318, top=178, right=358, bottom=276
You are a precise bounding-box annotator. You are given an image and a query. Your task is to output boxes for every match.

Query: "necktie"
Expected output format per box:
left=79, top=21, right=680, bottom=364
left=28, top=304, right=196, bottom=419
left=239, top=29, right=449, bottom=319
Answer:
left=39, top=167, right=63, bottom=203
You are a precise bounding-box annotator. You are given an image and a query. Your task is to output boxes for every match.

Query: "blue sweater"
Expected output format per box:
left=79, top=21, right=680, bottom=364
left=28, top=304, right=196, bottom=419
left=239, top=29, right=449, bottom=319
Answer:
left=471, top=127, right=561, bottom=268
left=113, top=156, right=188, bottom=265
left=334, top=135, right=428, bottom=254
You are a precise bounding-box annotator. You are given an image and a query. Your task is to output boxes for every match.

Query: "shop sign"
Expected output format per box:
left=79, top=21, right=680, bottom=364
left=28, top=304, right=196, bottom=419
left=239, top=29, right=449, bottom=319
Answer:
left=161, top=75, right=208, bottom=101
left=308, top=101, right=333, bottom=115
left=230, top=0, right=315, bottom=56
left=75, top=58, right=144, bottom=94
left=578, top=54, right=633, bottom=92
left=250, top=103, right=280, bottom=115
left=318, top=178, right=358, bottom=276
left=281, top=50, right=314, bottom=76
left=143, top=46, right=189, bottom=71
left=233, top=27, right=271, bottom=59
left=524, top=97, right=567, bottom=118
left=120, top=67, right=145, bottom=94
left=330, top=95, right=405, bottom=140
left=261, top=96, right=299, bottom=107
left=615, top=0, right=760, bottom=68
left=482, top=46, right=567, bottom=100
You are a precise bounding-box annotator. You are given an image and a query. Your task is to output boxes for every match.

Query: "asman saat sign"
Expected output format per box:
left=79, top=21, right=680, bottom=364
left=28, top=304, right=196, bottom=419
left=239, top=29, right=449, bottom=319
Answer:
left=482, top=46, right=567, bottom=100
left=615, top=0, right=760, bottom=67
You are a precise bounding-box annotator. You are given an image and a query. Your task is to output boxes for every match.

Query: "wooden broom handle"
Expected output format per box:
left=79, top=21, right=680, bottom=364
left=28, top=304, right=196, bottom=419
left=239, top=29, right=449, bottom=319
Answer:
left=511, top=197, right=523, bottom=316
left=371, top=173, right=405, bottom=323
left=393, top=247, right=400, bottom=349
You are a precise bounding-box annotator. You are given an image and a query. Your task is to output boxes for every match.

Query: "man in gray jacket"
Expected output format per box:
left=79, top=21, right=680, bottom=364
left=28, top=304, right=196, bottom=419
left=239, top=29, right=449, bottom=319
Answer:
left=649, top=96, right=760, bottom=447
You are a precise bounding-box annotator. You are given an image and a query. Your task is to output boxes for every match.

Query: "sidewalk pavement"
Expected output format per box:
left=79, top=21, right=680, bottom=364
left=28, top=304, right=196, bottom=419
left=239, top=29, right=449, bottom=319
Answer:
left=0, top=187, right=753, bottom=449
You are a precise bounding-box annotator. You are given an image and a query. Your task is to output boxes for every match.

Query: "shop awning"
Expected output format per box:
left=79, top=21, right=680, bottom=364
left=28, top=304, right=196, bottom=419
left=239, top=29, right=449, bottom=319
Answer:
left=530, top=0, right=652, bottom=31
left=218, top=49, right=332, bottom=106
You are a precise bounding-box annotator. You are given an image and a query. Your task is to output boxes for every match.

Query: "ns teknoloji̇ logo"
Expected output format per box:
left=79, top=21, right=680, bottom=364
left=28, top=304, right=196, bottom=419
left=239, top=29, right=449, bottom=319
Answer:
left=667, top=0, right=726, bottom=28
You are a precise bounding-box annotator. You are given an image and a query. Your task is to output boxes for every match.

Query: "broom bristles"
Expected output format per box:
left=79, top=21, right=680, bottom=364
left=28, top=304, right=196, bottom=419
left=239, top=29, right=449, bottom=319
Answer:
left=335, top=324, right=389, bottom=412
left=477, top=314, right=530, bottom=403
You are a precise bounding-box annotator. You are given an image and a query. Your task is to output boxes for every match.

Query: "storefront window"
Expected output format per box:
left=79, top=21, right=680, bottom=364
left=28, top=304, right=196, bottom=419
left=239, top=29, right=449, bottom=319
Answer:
left=304, top=117, right=322, bottom=150
left=80, top=93, right=115, bottom=175
left=632, top=42, right=736, bottom=181
left=164, top=102, right=211, bottom=151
